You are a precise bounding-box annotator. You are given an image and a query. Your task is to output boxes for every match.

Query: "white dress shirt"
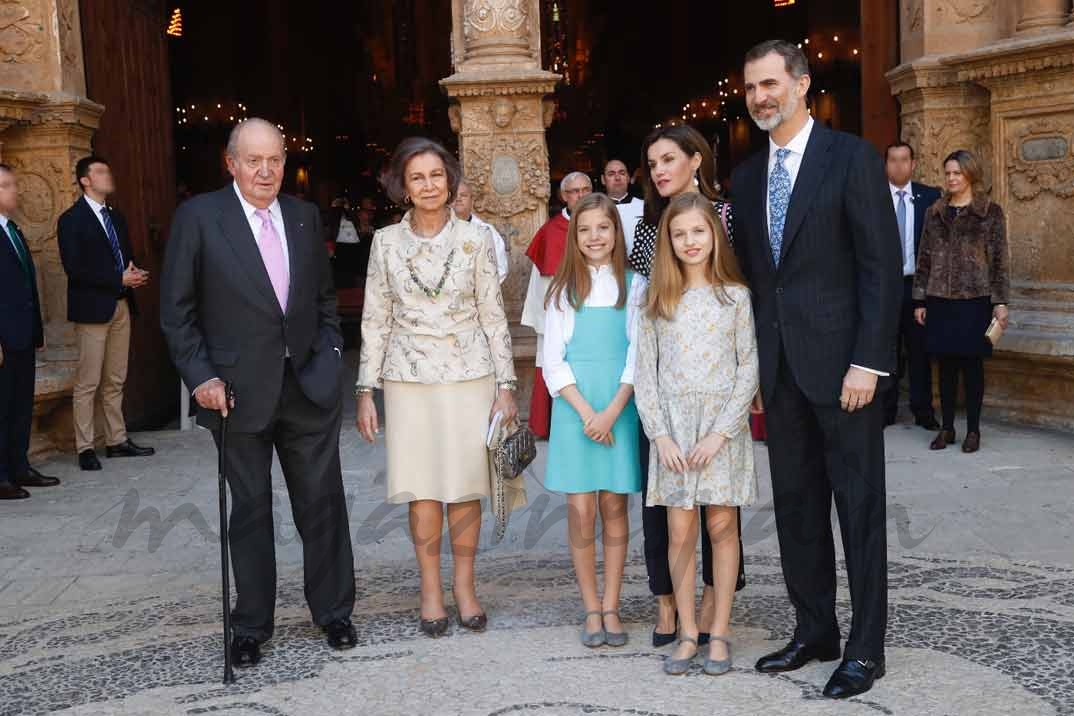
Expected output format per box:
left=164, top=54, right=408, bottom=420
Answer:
left=611, top=195, right=644, bottom=252
left=542, top=267, right=646, bottom=397
left=335, top=216, right=360, bottom=244
left=889, top=182, right=916, bottom=277
left=83, top=194, right=112, bottom=235
left=471, top=213, right=509, bottom=283
left=766, top=116, right=887, bottom=377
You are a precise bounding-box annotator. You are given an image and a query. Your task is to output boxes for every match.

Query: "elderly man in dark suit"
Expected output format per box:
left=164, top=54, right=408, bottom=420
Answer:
left=883, top=142, right=943, bottom=429
left=161, top=118, right=357, bottom=667
left=732, top=41, right=901, bottom=699
left=0, top=164, right=60, bottom=500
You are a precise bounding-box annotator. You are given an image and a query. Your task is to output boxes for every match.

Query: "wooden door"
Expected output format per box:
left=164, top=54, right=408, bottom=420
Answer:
left=79, top=0, right=178, bottom=428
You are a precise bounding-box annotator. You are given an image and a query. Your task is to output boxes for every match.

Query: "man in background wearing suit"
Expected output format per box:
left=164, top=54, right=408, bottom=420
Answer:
left=161, top=118, right=356, bottom=668
left=732, top=40, right=901, bottom=699
left=0, top=164, right=60, bottom=500
left=883, top=142, right=942, bottom=429
left=58, top=156, right=155, bottom=471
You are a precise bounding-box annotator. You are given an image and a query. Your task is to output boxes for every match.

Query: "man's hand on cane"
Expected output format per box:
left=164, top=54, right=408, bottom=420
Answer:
left=195, top=378, right=235, bottom=416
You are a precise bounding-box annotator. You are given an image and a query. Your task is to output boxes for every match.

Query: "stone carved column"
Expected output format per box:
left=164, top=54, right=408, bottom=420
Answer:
left=0, top=1, right=104, bottom=458
left=1016, top=0, right=1072, bottom=33
left=442, top=0, right=560, bottom=417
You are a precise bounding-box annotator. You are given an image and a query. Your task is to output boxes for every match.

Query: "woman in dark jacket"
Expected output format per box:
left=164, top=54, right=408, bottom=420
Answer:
left=913, top=149, right=1010, bottom=453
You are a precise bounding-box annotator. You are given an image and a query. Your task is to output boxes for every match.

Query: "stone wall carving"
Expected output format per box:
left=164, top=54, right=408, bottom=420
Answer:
left=466, top=134, right=550, bottom=218
left=453, top=0, right=542, bottom=69
left=902, top=110, right=993, bottom=189
left=0, top=2, right=44, bottom=64
left=1007, top=116, right=1074, bottom=202
left=57, top=0, right=86, bottom=95
left=938, top=0, right=995, bottom=23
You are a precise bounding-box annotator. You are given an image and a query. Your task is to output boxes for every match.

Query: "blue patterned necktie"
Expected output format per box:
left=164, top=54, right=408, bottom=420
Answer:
left=100, top=206, right=125, bottom=273
left=768, top=147, right=792, bottom=266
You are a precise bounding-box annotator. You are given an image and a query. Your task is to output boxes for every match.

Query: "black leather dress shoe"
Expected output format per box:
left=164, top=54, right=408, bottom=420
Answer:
left=823, top=658, right=885, bottom=699
left=16, top=467, right=60, bottom=487
left=0, top=483, right=31, bottom=500
left=325, top=619, right=358, bottom=649
left=106, top=439, right=156, bottom=458
left=915, top=415, right=941, bottom=431
left=755, top=640, right=841, bottom=673
left=79, top=450, right=102, bottom=471
left=231, top=635, right=262, bottom=667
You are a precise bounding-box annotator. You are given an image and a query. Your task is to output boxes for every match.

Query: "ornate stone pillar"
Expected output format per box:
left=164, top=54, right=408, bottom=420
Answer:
left=0, top=1, right=104, bottom=458
left=1016, top=0, right=1072, bottom=34
left=441, top=0, right=560, bottom=416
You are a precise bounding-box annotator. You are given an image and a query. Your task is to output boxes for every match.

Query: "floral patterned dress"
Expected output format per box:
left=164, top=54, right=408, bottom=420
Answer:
left=634, top=284, right=759, bottom=508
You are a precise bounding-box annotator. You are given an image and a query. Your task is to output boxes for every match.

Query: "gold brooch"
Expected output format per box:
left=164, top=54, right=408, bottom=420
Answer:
left=462, top=241, right=476, bottom=254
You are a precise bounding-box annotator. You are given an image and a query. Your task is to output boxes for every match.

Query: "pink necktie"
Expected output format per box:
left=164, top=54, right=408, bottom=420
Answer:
left=254, top=208, right=288, bottom=312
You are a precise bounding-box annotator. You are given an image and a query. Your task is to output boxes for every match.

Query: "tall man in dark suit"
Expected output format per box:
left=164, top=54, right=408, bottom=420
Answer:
left=58, top=156, right=155, bottom=471
left=0, top=164, right=60, bottom=500
left=161, top=118, right=357, bottom=667
left=732, top=41, right=901, bottom=699
left=883, top=142, right=942, bottom=429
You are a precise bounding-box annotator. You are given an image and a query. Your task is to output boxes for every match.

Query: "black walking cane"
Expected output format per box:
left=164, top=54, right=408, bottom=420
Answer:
left=217, top=382, right=236, bottom=684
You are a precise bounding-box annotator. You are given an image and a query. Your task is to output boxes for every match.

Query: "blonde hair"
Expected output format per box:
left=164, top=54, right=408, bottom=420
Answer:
left=545, top=193, right=628, bottom=311
left=647, top=193, right=746, bottom=320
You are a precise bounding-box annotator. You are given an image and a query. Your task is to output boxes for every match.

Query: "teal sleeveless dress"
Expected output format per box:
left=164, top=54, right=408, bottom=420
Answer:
left=544, top=294, right=642, bottom=495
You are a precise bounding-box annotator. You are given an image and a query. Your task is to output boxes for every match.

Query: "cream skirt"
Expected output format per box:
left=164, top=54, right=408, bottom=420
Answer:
left=383, top=376, right=495, bottom=504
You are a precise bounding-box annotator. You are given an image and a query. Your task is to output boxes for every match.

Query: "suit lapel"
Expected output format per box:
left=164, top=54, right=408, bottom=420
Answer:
left=911, top=182, right=927, bottom=251
left=79, top=196, right=114, bottom=253
left=777, top=124, right=834, bottom=266
left=279, top=196, right=304, bottom=317
left=216, top=189, right=283, bottom=315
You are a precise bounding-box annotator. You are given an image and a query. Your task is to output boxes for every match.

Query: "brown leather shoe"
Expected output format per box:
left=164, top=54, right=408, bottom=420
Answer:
left=930, top=429, right=955, bottom=450
left=0, top=483, right=31, bottom=500
left=962, top=432, right=980, bottom=453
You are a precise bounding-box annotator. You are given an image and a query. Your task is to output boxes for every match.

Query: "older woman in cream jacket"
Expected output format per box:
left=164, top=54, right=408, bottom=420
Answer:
left=356, top=137, right=517, bottom=638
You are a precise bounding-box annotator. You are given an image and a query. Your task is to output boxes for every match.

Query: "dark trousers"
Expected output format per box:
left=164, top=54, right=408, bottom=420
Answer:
left=765, top=354, right=888, bottom=660
left=938, top=355, right=984, bottom=434
left=639, top=425, right=746, bottom=596
left=0, top=347, right=34, bottom=485
left=213, top=363, right=356, bottom=642
left=885, top=277, right=934, bottom=421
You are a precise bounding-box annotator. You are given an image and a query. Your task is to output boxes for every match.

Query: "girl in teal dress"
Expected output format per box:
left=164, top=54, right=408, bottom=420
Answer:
left=542, top=192, right=644, bottom=648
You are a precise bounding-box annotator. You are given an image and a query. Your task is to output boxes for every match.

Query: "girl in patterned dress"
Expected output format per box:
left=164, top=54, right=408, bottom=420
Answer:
left=635, top=193, right=759, bottom=675
left=543, top=192, right=645, bottom=648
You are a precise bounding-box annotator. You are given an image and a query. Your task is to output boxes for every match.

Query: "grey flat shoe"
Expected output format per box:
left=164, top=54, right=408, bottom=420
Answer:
left=581, top=610, right=606, bottom=648
left=663, top=636, right=699, bottom=675
left=603, top=610, right=628, bottom=647
left=704, top=635, right=733, bottom=675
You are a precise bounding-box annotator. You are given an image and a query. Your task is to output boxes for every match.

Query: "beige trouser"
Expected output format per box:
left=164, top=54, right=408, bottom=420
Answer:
left=73, top=299, right=130, bottom=452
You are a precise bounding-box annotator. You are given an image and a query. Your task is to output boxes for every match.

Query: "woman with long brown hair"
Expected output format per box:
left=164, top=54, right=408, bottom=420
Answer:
left=626, top=124, right=746, bottom=649
left=913, top=149, right=1010, bottom=453
left=542, top=192, right=645, bottom=647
